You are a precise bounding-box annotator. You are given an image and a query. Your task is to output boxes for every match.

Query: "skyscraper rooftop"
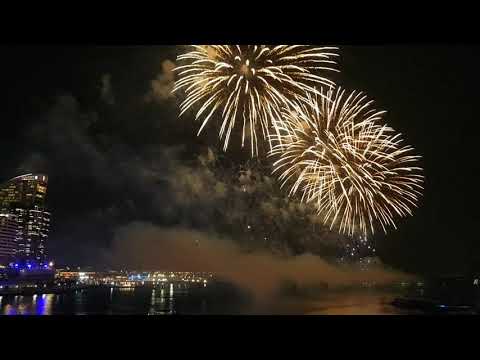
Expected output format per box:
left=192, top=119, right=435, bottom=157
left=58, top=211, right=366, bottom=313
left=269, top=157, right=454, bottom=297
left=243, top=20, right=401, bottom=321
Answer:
left=0, top=174, right=48, bottom=210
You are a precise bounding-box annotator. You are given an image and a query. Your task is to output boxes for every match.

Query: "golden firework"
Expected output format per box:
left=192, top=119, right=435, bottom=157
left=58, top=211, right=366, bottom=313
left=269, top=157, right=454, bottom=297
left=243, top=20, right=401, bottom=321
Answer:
left=271, top=87, right=424, bottom=237
left=173, top=45, right=339, bottom=156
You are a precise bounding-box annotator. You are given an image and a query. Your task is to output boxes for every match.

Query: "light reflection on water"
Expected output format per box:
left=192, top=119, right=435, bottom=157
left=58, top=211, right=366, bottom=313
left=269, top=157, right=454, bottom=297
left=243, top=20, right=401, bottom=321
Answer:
left=0, top=283, right=224, bottom=315
left=1, top=294, right=54, bottom=315
left=257, top=289, right=429, bottom=315
left=148, top=283, right=186, bottom=315
left=302, top=292, right=408, bottom=315
left=0, top=286, right=414, bottom=315
left=37, top=294, right=54, bottom=315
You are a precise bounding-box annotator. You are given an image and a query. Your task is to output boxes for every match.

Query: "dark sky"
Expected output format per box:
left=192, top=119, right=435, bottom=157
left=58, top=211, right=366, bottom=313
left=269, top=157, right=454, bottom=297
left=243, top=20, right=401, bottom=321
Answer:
left=0, top=45, right=479, bottom=275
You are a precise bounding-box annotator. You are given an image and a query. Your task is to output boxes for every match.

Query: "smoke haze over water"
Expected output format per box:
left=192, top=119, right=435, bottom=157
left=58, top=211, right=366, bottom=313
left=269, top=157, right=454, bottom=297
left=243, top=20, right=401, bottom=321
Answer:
left=106, top=222, right=412, bottom=305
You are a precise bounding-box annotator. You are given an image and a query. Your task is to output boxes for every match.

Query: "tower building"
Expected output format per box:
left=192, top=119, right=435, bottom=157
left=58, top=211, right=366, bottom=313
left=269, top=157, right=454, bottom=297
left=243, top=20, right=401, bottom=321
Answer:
left=0, top=174, right=50, bottom=264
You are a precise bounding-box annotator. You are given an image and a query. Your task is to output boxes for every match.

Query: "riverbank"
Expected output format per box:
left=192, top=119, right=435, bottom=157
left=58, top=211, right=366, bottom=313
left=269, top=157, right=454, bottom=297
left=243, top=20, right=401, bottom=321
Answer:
left=0, top=284, right=96, bottom=296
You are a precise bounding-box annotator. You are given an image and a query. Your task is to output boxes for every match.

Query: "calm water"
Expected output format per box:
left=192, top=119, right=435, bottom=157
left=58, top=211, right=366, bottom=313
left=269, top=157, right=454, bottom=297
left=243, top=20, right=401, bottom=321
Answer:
left=270, top=291, right=418, bottom=315
left=0, top=282, right=250, bottom=315
left=0, top=283, right=417, bottom=315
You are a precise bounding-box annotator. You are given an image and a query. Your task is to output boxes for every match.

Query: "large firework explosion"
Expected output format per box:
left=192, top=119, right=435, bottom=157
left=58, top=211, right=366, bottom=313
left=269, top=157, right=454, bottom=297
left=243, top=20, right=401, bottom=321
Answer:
left=271, top=87, right=424, bottom=237
left=173, top=45, right=339, bottom=156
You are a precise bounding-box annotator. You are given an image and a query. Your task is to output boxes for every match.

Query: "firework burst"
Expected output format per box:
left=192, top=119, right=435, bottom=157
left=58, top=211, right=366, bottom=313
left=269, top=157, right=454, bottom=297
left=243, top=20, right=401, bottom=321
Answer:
left=271, top=87, right=424, bottom=237
left=173, top=45, right=339, bottom=156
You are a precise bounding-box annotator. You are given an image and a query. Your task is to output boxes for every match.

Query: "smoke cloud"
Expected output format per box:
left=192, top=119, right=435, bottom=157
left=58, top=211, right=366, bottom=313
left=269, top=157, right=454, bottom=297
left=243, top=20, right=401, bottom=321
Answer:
left=107, top=222, right=412, bottom=304
left=144, top=60, right=176, bottom=103
left=100, top=73, right=115, bottom=105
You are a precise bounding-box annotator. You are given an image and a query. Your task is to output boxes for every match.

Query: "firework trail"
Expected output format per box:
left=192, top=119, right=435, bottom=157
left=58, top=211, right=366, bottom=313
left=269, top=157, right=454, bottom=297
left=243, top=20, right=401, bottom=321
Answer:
left=271, top=87, right=424, bottom=237
left=173, top=45, right=339, bottom=156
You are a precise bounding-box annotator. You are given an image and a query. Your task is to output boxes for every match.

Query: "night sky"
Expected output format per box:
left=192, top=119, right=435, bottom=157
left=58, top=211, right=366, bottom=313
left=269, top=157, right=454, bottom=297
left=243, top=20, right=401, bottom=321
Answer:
left=1, top=45, right=479, bottom=275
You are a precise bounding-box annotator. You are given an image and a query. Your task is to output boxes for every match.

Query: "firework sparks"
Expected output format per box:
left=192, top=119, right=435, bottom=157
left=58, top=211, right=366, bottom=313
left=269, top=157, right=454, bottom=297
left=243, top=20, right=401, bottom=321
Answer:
left=173, top=45, right=339, bottom=156
left=271, top=87, right=424, bottom=237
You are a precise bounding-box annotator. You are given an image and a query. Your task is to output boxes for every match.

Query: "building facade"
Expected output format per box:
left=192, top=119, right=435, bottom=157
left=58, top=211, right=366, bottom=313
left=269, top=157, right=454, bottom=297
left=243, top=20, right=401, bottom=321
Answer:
left=0, top=174, right=50, bottom=264
left=0, top=213, right=18, bottom=265
left=0, top=174, right=48, bottom=209
left=15, top=207, right=50, bottom=262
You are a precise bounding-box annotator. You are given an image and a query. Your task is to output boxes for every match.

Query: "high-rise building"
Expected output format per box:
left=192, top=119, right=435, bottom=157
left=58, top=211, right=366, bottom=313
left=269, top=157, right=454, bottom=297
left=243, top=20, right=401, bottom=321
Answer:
left=14, top=206, right=50, bottom=263
left=0, top=174, right=48, bottom=209
left=0, top=174, right=50, bottom=264
left=0, top=213, right=18, bottom=265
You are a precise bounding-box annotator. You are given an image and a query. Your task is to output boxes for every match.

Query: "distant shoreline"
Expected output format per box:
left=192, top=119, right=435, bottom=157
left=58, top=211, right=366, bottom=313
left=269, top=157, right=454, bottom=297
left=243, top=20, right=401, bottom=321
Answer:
left=0, top=284, right=93, bottom=296
left=0, top=281, right=213, bottom=297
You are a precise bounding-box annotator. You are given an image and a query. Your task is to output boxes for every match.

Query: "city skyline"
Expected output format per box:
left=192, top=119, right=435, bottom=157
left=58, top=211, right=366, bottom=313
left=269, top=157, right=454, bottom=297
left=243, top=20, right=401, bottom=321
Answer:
left=0, top=45, right=479, bottom=277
